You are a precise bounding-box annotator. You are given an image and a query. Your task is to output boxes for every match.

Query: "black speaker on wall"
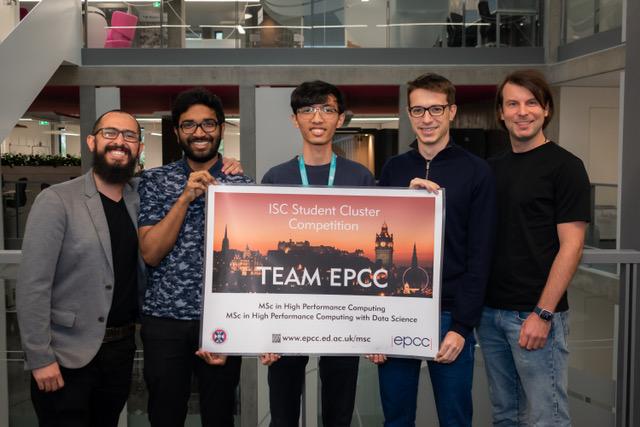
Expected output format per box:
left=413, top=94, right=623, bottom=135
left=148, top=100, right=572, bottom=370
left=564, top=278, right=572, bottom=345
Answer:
left=485, top=129, right=511, bottom=158
left=161, top=116, right=182, bottom=165
left=450, top=128, right=487, bottom=159
left=373, top=129, right=399, bottom=179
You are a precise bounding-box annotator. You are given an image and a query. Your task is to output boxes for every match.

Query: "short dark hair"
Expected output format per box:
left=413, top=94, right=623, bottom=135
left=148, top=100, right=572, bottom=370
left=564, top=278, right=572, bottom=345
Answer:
left=496, top=69, right=554, bottom=130
left=407, top=73, right=456, bottom=105
left=172, top=87, right=225, bottom=127
left=92, top=110, right=141, bottom=141
left=291, top=81, right=346, bottom=114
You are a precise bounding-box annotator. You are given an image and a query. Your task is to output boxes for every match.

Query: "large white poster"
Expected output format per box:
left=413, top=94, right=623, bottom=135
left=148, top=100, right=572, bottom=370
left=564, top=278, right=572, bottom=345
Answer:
left=200, top=185, right=444, bottom=359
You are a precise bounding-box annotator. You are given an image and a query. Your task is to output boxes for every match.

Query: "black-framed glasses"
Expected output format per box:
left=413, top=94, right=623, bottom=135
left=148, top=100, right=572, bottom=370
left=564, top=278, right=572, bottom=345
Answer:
left=93, top=127, right=140, bottom=143
left=296, top=105, right=340, bottom=116
left=178, top=119, right=219, bottom=134
left=408, top=104, right=450, bottom=118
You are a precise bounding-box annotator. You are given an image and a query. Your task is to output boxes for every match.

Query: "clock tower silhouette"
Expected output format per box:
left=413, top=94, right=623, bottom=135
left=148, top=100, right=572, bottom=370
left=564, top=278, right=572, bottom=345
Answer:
left=375, top=222, right=394, bottom=268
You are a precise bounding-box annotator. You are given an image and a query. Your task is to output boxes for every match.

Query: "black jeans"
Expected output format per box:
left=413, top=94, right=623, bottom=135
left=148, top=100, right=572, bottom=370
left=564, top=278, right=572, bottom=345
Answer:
left=30, top=334, right=136, bottom=427
left=141, top=315, right=241, bottom=427
left=268, top=355, right=359, bottom=427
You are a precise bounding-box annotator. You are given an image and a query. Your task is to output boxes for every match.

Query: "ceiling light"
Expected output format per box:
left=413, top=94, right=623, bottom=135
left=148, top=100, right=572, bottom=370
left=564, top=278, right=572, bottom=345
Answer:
left=312, top=24, right=368, bottom=29
left=201, top=25, right=239, bottom=29
left=42, top=131, right=81, bottom=136
left=237, top=25, right=246, bottom=34
left=377, top=22, right=450, bottom=27
left=105, top=25, right=161, bottom=29
left=243, top=25, right=311, bottom=30
left=244, top=13, right=252, bottom=19
left=185, top=0, right=261, bottom=2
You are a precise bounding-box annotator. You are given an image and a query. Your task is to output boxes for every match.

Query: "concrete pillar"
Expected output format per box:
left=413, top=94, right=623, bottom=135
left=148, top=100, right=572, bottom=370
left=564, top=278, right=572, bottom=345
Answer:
left=254, top=87, right=298, bottom=182
left=544, top=0, right=562, bottom=63
left=167, top=0, right=185, bottom=49
left=398, top=84, right=413, bottom=154
left=239, top=85, right=257, bottom=180
left=619, top=1, right=640, bottom=251
left=79, top=87, right=121, bottom=174
left=618, top=0, right=640, bottom=425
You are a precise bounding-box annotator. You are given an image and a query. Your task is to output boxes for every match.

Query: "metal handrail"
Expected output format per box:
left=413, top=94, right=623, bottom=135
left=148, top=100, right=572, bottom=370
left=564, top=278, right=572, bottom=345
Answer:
left=582, top=249, right=640, bottom=264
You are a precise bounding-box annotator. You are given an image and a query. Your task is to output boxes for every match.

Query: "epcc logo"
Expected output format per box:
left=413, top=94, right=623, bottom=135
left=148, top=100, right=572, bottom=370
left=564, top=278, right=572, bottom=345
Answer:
left=392, top=335, right=432, bottom=348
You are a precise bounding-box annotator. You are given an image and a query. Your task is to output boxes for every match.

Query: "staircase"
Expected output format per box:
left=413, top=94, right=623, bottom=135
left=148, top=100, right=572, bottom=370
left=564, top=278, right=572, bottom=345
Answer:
left=0, top=0, right=82, bottom=143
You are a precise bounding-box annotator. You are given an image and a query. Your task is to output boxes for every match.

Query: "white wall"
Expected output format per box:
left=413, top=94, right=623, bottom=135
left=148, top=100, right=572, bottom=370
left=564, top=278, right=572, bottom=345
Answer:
left=0, top=3, right=18, bottom=42
left=2, top=121, right=54, bottom=155
left=139, top=122, right=163, bottom=169
left=64, top=124, right=81, bottom=157
left=558, top=86, right=620, bottom=185
left=1, top=121, right=81, bottom=157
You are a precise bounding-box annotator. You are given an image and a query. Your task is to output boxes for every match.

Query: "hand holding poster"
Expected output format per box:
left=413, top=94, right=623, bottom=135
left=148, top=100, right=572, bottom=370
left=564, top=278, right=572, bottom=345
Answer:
left=200, top=185, right=444, bottom=358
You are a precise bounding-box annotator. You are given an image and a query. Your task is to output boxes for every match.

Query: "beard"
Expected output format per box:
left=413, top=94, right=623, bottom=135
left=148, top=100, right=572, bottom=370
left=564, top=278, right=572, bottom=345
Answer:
left=179, top=133, right=221, bottom=163
left=93, top=144, right=138, bottom=184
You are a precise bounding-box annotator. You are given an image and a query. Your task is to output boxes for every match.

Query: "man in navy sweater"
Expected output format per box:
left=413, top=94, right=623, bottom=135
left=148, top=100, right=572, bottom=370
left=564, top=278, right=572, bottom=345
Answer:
left=260, top=81, right=375, bottom=427
left=369, top=73, right=496, bottom=427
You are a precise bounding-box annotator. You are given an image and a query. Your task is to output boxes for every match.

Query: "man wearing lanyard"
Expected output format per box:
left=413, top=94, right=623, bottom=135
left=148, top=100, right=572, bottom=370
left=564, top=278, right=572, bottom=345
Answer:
left=260, top=80, right=375, bottom=427
left=369, top=73, right=496, bottom=427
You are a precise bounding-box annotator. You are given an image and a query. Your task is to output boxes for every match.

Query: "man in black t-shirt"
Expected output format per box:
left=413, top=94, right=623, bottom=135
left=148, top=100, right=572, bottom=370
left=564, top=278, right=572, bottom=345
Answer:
left=16, top=111, right=145, bottom=426
left=260, top=81, right=374, bottom=427
left=476, top=70, right=590, bottom=426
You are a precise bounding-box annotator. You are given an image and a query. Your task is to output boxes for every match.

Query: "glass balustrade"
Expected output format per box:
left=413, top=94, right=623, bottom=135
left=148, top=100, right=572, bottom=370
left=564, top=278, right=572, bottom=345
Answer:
left=55, top=0, right=543, bottom=49
left=564, top=0, right=622, bottom=44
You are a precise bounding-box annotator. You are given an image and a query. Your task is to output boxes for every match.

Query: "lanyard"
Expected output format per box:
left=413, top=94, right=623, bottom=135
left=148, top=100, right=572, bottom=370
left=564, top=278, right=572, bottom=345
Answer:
left=298, top=153, right=337, bottom=187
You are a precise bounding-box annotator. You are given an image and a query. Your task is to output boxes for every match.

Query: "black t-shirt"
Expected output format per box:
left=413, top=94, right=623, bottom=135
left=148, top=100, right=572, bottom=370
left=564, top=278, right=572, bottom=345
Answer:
left=261, top=155, right=375, bottom=186
left=486, top=142, right=590, bottom=312
left=100, top=193, right=139, bottom=326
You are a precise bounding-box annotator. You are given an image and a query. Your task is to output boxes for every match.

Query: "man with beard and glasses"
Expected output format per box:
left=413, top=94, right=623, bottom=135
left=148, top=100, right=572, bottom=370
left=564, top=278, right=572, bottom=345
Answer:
left=137, top=87, right=253, bottom=427
left=16, top=110, right=146, bottom=426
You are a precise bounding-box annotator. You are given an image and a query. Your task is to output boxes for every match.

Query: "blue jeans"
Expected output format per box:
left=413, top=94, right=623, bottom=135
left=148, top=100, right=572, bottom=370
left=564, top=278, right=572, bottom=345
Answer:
left=476, top=307, right=570, bottom=427
left=378, top=311, right=476, bottom=427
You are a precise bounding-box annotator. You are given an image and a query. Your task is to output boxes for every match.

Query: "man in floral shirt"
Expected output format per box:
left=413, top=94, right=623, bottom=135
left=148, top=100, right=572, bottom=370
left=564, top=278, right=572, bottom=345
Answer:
left=138, top=87, right=252, bottom=427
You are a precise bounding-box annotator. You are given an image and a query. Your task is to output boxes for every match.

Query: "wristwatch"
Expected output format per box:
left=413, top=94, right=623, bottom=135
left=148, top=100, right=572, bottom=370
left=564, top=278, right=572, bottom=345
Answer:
left=534, top=306, right=554, bottom=321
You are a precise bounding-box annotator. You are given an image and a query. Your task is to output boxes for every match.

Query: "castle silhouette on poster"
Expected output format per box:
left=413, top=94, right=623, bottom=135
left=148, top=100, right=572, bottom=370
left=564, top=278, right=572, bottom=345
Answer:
left=213, top=223, right=432, bottom=298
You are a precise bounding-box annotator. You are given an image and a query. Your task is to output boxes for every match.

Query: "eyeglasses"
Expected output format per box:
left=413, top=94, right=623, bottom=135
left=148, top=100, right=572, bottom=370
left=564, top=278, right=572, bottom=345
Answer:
left=178, top=119, right=219, bottom=134
left=408, top=104, right=450, bottom=118
left=296, top=105, right=340, bottom=117
left=94, top=127, right=140, bottom=143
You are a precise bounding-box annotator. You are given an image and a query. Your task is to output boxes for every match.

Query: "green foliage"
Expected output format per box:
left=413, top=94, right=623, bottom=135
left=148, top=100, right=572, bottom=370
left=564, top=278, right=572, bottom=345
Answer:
left=0, top=153, right=81, bottom=167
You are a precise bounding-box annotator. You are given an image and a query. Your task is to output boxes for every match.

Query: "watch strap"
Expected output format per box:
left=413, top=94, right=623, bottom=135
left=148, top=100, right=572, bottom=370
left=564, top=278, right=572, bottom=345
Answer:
left=534, top=306, right=554, bottom=321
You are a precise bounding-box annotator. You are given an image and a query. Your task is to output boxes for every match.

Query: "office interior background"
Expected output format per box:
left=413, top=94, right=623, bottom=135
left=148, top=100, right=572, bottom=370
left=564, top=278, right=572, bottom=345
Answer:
left=0, top=0, right=639, bottom=425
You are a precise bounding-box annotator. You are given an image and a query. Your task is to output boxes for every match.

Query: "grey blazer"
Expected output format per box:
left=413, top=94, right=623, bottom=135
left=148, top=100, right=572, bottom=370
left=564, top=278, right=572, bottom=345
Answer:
left=16, top=171, right=144, bottom=370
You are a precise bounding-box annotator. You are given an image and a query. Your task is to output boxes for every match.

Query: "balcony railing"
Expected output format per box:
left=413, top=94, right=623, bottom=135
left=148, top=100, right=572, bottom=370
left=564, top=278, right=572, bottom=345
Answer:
left=61, top=0, right=544, bottom=50
left=563, top=0, right=623, bottom=44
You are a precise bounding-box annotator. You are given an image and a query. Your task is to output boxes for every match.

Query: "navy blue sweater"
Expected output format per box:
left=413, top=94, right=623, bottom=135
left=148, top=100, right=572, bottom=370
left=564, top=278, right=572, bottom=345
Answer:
left=379, top=143, right=496, bottom=338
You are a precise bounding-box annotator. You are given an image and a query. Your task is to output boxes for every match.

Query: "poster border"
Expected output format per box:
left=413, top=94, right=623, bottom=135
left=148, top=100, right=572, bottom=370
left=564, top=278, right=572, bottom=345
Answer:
left=200, top=184, right=445, bottom=359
